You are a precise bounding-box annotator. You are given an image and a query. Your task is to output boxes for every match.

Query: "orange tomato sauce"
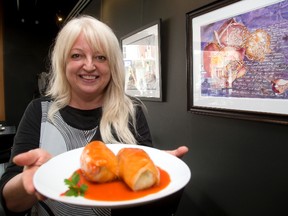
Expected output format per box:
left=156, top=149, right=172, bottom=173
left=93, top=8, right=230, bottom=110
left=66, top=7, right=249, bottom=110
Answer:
left=62, top=167, right=170, bottom=201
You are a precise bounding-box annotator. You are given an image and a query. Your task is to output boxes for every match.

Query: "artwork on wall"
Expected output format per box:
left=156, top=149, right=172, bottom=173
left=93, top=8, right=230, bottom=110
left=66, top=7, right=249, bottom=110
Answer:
left=186, top=0, right=288, bottom=124
left=121, top=20, right=162, bottom=101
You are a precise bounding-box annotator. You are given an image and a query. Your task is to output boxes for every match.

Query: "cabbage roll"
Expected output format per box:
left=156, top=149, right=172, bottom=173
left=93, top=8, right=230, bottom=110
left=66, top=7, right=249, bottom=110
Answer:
left=117, top=148, right=160, bottom=191
left=80, top=141, right=118, bottom=183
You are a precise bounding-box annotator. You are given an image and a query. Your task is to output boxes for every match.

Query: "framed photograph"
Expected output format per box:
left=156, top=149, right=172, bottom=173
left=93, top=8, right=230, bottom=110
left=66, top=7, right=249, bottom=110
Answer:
left=186, top=0, right=288, bottom=124
left=121, top=20, right=162, bottom=101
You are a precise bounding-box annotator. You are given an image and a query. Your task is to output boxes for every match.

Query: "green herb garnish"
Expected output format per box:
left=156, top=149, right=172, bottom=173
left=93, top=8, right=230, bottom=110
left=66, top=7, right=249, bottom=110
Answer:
left=64, top=172, right=88, bottom=197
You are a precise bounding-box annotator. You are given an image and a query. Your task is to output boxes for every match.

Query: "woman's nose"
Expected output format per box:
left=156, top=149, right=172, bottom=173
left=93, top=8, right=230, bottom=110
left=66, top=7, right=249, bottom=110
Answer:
left=83, top=58, right=96, bottom=71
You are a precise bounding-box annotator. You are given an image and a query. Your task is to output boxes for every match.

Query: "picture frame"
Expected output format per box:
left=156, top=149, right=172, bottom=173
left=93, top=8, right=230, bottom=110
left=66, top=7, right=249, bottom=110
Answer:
left=186, top=0, right=288, bottom=124
left=121, top=19, right=162, bottom=101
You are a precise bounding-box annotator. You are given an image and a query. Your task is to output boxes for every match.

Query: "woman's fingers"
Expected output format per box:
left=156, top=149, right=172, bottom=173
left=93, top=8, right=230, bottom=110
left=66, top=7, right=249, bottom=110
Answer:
left=165, top=146, right=189, bottom=158
left=22, top=166, right=39, bottom=194
left=35, top=192, right=47, bottom=201
left=13, top=149, right=52, bottom=167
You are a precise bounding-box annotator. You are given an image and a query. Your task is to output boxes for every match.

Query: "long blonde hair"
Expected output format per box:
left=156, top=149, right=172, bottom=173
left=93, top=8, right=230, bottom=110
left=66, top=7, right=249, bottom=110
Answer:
left=46, top=15, right=142, bottom=144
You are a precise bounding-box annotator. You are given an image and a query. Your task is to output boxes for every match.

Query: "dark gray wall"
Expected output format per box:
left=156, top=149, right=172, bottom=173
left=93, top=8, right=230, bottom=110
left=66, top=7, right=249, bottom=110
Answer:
left=83, top=0, right=288, bottom=216
left=3, top=25, right=54, bottom=125
left=3, top=0, right=58, bottom=126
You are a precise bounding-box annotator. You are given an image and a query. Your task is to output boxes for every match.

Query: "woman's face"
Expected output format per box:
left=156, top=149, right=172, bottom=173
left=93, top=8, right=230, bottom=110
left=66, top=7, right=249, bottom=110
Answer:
left=66, top=33, right=111, bottom=104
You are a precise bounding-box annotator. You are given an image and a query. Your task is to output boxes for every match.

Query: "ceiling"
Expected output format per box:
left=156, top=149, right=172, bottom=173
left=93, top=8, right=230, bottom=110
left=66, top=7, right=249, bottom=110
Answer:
left=4, top=0, right=90, bottom=29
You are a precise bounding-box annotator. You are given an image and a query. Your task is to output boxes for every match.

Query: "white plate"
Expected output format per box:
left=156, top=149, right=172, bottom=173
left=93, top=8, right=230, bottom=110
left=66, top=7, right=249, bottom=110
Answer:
left=33, top=144, right=191, bottom=208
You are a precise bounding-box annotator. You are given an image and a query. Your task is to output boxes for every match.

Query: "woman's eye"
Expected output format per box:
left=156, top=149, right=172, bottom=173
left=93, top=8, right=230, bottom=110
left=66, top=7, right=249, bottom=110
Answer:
left=71, top=53, right=81, bottom=59
left=95, top=55, right=107, bottom=62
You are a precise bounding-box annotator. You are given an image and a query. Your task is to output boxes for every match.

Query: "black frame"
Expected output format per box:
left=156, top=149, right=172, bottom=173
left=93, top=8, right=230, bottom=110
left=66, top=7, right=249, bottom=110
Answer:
left=186, top=0, right=288, bottom=125
left=121, top=19, right=162, bottom=101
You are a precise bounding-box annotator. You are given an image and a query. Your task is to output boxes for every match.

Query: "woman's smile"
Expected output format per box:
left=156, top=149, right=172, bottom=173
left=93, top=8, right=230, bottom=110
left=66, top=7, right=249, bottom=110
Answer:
left=79, top=74, right=100, bottom=80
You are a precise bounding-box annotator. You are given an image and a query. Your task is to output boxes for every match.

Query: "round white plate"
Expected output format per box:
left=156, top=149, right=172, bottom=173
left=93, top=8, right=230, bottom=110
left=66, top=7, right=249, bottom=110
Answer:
left=33, top=144, right=191, bottom=208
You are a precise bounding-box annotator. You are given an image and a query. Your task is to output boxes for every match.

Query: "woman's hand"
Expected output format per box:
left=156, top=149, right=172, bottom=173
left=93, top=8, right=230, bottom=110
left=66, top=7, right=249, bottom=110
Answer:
left=13, top=149, right=52, bottom=200
left=165, top=146, right=189, bottom=158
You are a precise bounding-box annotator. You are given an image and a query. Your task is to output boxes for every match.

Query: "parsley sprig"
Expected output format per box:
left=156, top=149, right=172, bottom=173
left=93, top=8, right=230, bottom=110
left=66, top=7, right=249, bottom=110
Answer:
left=64, top=172, right=88, bottom=197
